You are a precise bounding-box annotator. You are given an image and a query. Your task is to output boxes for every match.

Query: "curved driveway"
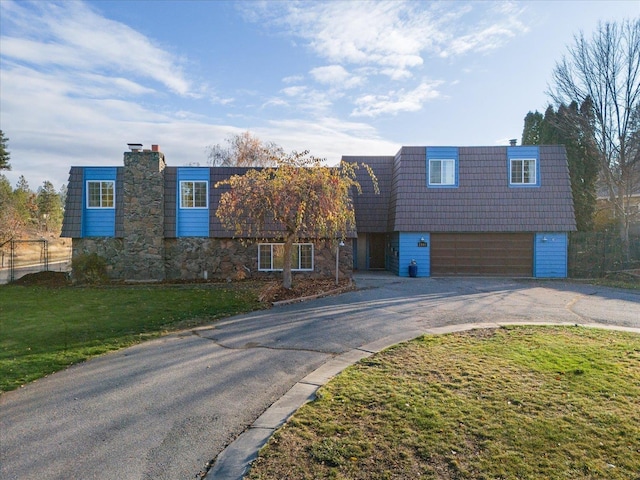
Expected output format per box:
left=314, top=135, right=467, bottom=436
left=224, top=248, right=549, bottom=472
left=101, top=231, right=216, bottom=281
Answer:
left=1, top=274, right=639, bottom=480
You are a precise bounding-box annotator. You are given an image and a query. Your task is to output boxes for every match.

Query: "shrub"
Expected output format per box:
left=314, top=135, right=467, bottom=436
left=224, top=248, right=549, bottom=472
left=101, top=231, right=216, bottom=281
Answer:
left=72, top=253, right=108, bottom=284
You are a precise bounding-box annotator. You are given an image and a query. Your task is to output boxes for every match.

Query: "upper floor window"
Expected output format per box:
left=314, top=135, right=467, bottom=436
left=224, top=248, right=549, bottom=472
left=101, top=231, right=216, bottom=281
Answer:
left=426, top=147, right=459, bottom=188
left=258, top=243, right=314, bottom=271
left=180, top=181, right=208, bottom=208
left=87, top=181, right=115, bottom=208
left=510, top=158, right=537, bottom=185
left=429, top=159, right=456, bottom=186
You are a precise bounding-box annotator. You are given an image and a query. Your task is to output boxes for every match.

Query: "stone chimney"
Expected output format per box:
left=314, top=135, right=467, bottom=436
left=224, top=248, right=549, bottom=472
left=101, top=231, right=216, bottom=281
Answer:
left=122, top=145, right=166, bottom=281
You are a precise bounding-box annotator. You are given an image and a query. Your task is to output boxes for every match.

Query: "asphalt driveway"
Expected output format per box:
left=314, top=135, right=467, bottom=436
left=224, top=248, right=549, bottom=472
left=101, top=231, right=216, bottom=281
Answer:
left=1, top=274, right=639, bottom=480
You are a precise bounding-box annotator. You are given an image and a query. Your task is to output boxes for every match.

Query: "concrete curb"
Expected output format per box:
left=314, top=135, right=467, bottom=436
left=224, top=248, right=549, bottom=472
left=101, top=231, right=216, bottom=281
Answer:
left=205, top=322, right=640, bottom=480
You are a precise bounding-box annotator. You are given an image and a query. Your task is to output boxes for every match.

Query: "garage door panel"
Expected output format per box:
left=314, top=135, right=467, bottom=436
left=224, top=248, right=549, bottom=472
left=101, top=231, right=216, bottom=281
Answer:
left=431, top=233, right=533, bottom=276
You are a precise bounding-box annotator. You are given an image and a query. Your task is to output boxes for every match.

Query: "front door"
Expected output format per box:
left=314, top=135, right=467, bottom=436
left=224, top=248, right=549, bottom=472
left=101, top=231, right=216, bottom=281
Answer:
left=369, top=234, right=386, bottom=269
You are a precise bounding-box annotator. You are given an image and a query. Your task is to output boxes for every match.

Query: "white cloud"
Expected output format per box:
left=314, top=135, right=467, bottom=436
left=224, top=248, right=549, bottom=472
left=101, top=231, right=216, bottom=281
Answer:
left=263, top=117, right=399, bottom=163
left=310, top=65, right=363, bottom=88
left=352, top=81, right=443, bottom=117
left=248, top=1, right=528, bottom=80
left=0, top=0, right=197, bottom=97
left=282, top=74, right=305, bottom=84
left=282, top=85, right=308, bottom=97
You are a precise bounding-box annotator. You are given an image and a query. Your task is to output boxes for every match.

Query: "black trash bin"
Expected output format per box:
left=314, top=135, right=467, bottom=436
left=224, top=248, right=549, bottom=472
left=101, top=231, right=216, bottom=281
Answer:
left=408, top=261, right=418, bottom=277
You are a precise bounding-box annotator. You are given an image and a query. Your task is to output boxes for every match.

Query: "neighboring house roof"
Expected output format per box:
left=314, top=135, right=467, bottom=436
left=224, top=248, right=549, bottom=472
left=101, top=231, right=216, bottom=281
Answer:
left=345, top=145, right=576, bottom=233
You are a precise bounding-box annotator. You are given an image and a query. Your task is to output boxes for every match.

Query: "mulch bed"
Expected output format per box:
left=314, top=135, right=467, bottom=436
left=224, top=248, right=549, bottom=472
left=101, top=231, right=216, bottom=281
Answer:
left=12, top=271, right=71, bottom=287
left=258, top=278, right=353, bottom=304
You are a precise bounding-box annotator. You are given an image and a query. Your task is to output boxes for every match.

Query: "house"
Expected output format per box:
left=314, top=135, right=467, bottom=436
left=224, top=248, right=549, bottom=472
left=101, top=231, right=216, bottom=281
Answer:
left=344, top=145, right=576, bottom=277
left=61, top=144, right=576, bottom=281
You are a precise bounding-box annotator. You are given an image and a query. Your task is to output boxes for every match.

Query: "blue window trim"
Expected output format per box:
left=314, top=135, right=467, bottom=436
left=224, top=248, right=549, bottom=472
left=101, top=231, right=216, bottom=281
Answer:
left=507, top=146, right=540, bottom=188
left=426, top=147, right=459, bottom=188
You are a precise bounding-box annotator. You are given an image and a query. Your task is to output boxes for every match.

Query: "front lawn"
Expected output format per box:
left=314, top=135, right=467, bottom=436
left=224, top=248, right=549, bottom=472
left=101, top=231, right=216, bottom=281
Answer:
left=0, top=283, right=263, bottom=392
left=248, top=326, right=640, bottom=480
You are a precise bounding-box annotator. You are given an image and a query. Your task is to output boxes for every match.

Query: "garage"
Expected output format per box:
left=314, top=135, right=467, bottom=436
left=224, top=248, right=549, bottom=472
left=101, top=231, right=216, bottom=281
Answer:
left=430, top=233, right=533, bottom=276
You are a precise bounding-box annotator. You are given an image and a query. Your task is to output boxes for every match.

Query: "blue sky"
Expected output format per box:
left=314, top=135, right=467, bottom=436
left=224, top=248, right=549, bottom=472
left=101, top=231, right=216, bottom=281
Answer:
left=0, top=0, right=637, bottom=190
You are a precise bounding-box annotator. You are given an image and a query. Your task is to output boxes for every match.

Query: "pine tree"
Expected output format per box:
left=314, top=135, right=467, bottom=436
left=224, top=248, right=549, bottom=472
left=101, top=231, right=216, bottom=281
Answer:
left=0, top=130, right=10, bottom=171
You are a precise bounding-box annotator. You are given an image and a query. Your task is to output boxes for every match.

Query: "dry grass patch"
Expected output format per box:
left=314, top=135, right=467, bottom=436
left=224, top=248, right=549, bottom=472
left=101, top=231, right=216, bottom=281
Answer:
left=248, top=326, right=640, bottom=480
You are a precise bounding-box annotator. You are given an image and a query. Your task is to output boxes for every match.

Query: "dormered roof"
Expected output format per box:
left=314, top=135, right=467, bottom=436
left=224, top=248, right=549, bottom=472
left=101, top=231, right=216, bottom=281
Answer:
left=345, top=145, right=576, bottom=233
left=62, top=145, right=576, bottom=240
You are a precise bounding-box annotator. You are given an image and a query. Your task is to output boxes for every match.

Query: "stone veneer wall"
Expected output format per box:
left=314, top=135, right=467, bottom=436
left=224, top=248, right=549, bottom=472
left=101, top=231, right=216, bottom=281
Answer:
left=72, top=238, right=125, bottom=279
left=73, top=237, right=353, bottom=282
left=164, top=238, right=353, bottom=281
left=122, top=151, right=166, bottom=281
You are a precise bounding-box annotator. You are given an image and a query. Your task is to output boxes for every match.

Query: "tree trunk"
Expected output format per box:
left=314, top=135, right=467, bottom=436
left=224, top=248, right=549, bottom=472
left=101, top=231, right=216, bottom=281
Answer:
left=282, top=235, right=294, bottom=289
left=617, top=190, right=631, bottom=263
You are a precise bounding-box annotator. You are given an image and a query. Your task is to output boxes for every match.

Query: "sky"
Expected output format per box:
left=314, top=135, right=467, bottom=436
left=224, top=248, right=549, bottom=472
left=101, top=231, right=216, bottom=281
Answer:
left=0, top=0, right=637, bottom=190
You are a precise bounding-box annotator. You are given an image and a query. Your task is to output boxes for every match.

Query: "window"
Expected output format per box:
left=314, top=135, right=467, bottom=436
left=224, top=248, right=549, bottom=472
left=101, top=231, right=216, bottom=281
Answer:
left=258, top=243, right=314, bottom=271
left=87, top=181, right=115, bottom=208
left=428, top=159, right=456, bottom=186
left=510, top=159, right=537, bottom=185
left=180, top=181, right=208, bottom=208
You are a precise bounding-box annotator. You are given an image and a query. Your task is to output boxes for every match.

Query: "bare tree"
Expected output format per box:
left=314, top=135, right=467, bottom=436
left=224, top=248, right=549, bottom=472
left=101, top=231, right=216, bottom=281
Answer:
left=549, top=19, right=640, bottom=257
left=206, top=131, right=283, bottom=167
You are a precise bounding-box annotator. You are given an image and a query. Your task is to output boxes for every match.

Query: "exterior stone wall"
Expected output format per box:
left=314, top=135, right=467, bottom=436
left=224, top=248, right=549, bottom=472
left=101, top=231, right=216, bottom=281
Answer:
left=72, top=238, right=125, bottom=279
left=122, top=151, right=166, bottom=281
left=74, top=236, right=353, bottom=282
left=164, top=238, right=353, bottom=282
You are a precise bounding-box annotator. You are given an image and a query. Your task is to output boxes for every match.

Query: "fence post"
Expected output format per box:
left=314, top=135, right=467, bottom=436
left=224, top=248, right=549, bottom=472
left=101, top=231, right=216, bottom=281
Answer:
left=9, top=240, right=15, bottom=283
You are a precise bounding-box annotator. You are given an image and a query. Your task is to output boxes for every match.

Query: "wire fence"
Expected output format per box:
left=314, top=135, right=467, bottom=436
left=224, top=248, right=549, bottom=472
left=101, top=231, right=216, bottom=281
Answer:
left=569, top=232, right=640, bottom=278
left=0, top=239, right=72, bottom=284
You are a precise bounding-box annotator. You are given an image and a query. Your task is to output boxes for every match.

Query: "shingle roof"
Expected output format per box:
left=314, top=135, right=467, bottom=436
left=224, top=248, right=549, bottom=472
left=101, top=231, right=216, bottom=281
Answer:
left=342, top=155, right=394, bottom=234
left=347, top=145, right=576, bottom=233
left=61, top=167, right=83, bottom=238
left=62, top=145, right=576, bottom=240
left=210, top=167, right=254, bottom=238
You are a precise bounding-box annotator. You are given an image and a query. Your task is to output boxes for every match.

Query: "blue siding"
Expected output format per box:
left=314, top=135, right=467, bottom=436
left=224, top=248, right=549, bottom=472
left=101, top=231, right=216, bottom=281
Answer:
left=507, top=146, right=540, bottom=187
left=426, top=147, right=458, bottom=188
left=534, top=233, right=568, bottom=278
left=398, top=232, right=430, bottom=277
left=83, top=167, right=116, bottom=237
left=177, top=167, right=210, bottom=237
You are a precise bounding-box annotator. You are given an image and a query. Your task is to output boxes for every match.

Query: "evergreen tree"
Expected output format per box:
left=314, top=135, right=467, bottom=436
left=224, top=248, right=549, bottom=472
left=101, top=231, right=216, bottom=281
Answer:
left=0, top=175, right=22, bottom=242
left=37, top=181, right=63, bottom=233
left=13, top=175, right=36, bottom=224
left=521, top=112, right=543, bottom=145
left=0, top=130, right=10, bottom=171
left=520, top=101, right=599, bottom=231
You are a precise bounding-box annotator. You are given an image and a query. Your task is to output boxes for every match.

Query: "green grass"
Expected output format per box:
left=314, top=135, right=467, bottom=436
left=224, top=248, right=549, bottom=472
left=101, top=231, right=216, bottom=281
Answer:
left=0, top=283, right=263, bottom=392
left=248, top=326, right=640, bottom=480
